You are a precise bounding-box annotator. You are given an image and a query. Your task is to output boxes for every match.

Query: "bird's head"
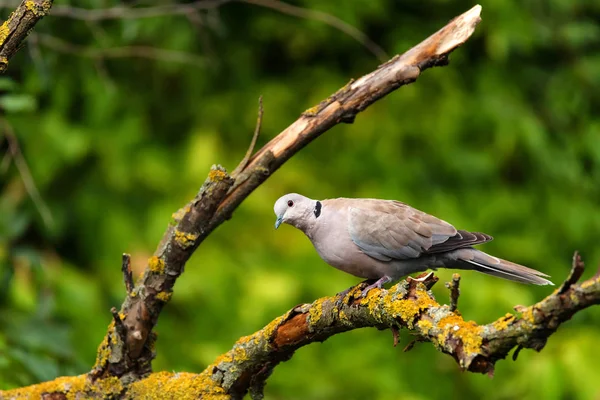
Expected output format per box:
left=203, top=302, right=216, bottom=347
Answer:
left=274, top=193, right=321, bottom=231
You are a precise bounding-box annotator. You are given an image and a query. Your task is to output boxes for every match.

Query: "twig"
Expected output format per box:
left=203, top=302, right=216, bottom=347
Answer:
left=391, top=326, right=400, bottom=347
left=122, top=253, right=134, bottom=295
left=0, top=136, right=11, bottom=172
left=0, top=0, right=53, bottom=72
left=512, top=345, right=523, bottom=361
left=1, top=120, right=54, bottom=227
left=33, top=33, right=208, bottom=68
left=403, top=336, right=427, bottom=352
left=239, top=0, right=389, bottom=62
left=0, top=0, right=231, bottom=21
left=445, top=273, right=461, bottom=312
left=111, top=307, right=127, bottom=343
left=232, top=96, right=264, bottom=176
left=558, top=251, right=585, bottom=294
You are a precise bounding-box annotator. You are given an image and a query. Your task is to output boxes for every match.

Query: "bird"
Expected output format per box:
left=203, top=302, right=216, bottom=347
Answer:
left=273, top=193, right=552, bottom=296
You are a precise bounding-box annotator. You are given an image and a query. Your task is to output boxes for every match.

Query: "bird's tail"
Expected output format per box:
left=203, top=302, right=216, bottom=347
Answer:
left=451, top=249, right=553, bottom=285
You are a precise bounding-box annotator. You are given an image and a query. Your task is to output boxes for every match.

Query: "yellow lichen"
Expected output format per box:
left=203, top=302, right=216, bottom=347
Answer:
left=128, top=371, right=228, bottom=400
left=519, top=307, right=537, bottom=324
left=174, top=230, right=199, bottom=249
left=308, top=298, right=325, bottom=325
left=25, top=0, right=51, bottom=16
left=303, top=104, right=320, bottom=116
left=0, top=56, right=8, bottom=72
left=0, top=371, right=204, bottom=398
left=581, top=278, right=598, bottom=289
left=0, top=375, right=88, bottom=400
left=381, top=290, right=437, bottom=329
left=208, top=168, right=227, bottom=182
left=92, top=326, right=113, bottom=371
left=492, top=313, right=516, bottom=331
left=436, top=314, right=483, bottom=356
left=0, top=22, right=9, bottom=46
left=88, top=376, right=123, bottom=397
left=416, top=318, right=434, bottom=334
left=231, top=344, right=248, bottom=362
left=148, top=256, right=165, bottom=274
left=110, top=331, right=119, bottom=345
left=235, top=334, right=253, bottom=346
left=170, top=206, right=190, bottom=225
left=211, top=351, right=233, bottom=367
left=156, top=291, right=172, bottom=302
left=338, top=309, right=348, bottom=321
left=262, top=315, right=284, bottom=339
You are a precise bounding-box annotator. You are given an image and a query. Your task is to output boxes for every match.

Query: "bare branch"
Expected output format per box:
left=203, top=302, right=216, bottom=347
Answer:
left=558, top=250, right=585, bottom=295
left=232, top=96, right=264, bottom=176
left=216, top=4, right=482, bottom=227
left=33, top=33, right=208, bottom=68
left=0, top=0, right=229, bottom=21
left=1, top=120, right=54, bottom=227
left=0, top=0, right=52, bottom=72
left=445, top=273, right=461, bottom=312
left=240, top=0, right=389, bottom=62
left=122, top=253, right=134, bottom=295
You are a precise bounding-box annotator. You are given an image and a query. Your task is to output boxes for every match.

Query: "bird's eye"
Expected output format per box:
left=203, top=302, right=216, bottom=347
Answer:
left=287, top=200, right=294, bottom=207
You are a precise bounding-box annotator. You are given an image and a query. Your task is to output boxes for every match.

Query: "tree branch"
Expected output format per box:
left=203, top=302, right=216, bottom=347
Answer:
left=4, top=254, right=599, bottom=399
left=83, top=3, right=484, bottom=384
left=0, top=0, right=53, bottom=72
left=196, top=254, right=600, bottom=398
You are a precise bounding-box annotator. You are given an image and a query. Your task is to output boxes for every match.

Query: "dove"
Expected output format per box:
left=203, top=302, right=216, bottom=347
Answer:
left=274, top=193, right=552, bottom=295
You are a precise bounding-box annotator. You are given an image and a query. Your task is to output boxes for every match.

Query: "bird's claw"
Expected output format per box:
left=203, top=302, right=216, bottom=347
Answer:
left=334, top=287, right=353, bottom=309
left=360, top=275, right=392, bottom=298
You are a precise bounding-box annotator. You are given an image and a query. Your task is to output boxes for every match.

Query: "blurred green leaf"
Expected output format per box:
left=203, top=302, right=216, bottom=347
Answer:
left=0, top=94, right=37, bottom=113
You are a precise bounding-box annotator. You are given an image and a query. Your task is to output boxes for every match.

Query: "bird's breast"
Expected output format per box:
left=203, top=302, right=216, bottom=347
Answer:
left=307, top=216, right=386, bottom=279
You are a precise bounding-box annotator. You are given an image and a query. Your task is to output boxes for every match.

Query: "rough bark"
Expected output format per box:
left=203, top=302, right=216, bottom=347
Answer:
left=3, top=254, right=599, bottom=399
left=0, top=0, right=53, bottom=72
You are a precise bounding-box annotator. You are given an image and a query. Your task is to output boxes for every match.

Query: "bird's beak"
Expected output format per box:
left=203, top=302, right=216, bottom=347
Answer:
left=275, top=216, right=283, bottom=229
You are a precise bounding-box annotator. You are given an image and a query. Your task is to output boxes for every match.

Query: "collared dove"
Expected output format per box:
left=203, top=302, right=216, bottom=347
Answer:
left=274, top=193, right=552, bottom=294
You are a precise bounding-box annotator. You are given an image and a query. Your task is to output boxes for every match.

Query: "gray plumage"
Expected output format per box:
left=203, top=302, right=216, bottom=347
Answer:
left=274, top=193, right=552, bottom=291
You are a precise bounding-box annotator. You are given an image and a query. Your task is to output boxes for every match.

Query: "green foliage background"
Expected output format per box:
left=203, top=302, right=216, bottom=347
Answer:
left=1, top=0, right=599, bottom=398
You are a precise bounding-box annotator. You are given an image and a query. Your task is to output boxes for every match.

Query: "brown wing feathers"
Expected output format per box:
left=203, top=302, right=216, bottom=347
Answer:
left=424, top=230, right=493, bottom=254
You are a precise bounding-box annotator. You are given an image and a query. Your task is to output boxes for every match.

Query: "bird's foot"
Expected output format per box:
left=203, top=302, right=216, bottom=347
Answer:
left=360, top=275, right=392, bottom=298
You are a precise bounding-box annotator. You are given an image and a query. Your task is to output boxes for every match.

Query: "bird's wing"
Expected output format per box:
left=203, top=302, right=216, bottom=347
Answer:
left=346, top=200, right=492, bottom=261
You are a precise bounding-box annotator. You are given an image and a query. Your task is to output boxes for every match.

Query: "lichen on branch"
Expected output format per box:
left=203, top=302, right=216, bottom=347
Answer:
left=0, top=0, right=53, bottom=72
left=5, top=254, right=598, bottom=400
left=89, top=165, right=234, bottom=383
left=196, top=254, right=600, bottom=398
